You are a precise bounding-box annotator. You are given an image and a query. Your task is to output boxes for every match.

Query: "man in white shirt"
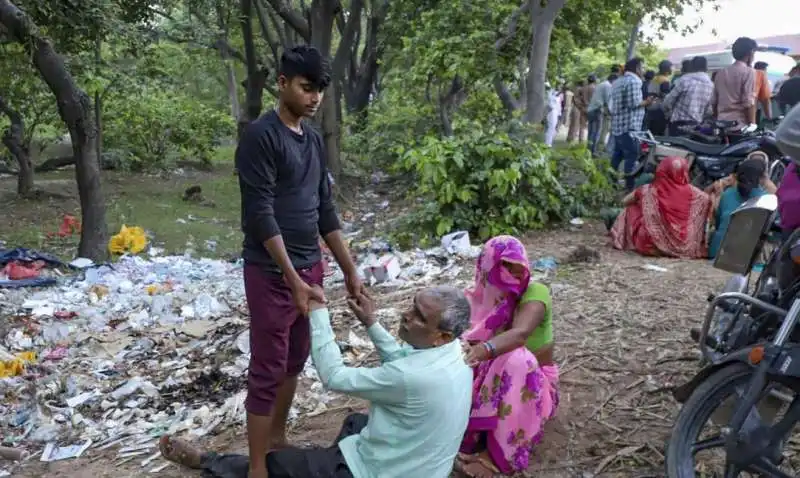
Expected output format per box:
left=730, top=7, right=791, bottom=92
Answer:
left=545, top=82, right=562, bottom=146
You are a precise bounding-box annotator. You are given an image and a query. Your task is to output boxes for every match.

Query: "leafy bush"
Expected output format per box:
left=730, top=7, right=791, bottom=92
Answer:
left=394, top=123, right=615, bottom=242
left=104, top=88, right=235, bottom=170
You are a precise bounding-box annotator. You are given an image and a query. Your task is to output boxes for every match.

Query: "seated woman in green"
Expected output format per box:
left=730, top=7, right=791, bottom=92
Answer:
left=708, top=155, right=778, bottom=258
left=456, top=235, right=558, bottom=478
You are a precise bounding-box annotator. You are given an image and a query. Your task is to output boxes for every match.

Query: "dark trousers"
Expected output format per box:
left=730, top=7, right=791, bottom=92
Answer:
left=587, top=109, right=602, bottom=155
left=199, top=413, right=368, bottom=478
left=611, top=133, right=639, bottom=191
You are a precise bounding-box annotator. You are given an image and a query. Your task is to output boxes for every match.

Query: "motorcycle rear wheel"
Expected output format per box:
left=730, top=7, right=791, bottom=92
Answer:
left=666, top=363, right=753, bottom=477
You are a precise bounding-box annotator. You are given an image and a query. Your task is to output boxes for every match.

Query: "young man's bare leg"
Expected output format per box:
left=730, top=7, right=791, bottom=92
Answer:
left=270, top=375, right=299, bottom=448
left=247, top=413, right=272, bottom=478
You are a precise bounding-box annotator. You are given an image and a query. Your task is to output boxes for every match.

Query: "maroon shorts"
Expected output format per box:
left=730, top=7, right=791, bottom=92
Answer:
left=243, top=262, right=324, bottom=416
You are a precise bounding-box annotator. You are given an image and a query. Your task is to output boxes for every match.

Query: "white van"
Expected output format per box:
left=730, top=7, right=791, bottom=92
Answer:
left=683, top=49, right=797, bottom=86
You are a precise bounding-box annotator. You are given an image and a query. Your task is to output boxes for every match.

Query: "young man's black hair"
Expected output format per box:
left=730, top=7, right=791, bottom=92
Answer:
left=625, top=57, right=644, bottom=73
left=681, top=59, right=692, bottom=74
left=587, top=74, right=597, bottom=84
left=278, top=45, right=332, bottom=90
left=608, top=74, right=618, bottom=82
left=610, top=64, right=621, bottom=74
left=658, top=60, right=673, bottom=75
left=732, top=37, right=758, bottom=63
left=754, top=61, right=768, bottom=71
left=690, top=56, right=707, bottom=73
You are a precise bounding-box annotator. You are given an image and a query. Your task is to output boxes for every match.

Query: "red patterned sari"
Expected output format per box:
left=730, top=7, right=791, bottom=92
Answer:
left=611, top=157, right=711, bottom=259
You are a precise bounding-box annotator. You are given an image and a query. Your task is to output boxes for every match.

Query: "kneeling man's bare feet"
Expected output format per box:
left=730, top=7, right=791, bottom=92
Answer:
left=158, top=435, right=202, bottom=469
left=454, top=451, right=499, bottom=478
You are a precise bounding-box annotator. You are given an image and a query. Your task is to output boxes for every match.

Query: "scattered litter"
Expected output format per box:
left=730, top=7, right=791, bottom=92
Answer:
left=0, top=446, right=26, bottom=461
left=69, top=258, right=94, bottom=269
left=570, top=217, right=585, bottom=226
left=362, top=254, right=402, bottom=284
left=40, top=440, right=92, bottom=462
left=642, top=264, right=669, bottom=272
left=108, top=225, right=148, bottom=255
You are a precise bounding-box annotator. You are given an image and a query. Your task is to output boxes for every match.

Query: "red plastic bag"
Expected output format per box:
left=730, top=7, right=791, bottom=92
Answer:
left=3, top=261, right=44, bottom=280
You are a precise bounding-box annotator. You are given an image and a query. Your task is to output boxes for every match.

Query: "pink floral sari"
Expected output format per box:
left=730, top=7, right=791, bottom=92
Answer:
left=460, top=236, right=560, bottom=473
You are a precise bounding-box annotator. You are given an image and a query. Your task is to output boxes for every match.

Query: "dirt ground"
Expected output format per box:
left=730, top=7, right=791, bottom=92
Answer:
left=12, top=222, right=731, bottom=478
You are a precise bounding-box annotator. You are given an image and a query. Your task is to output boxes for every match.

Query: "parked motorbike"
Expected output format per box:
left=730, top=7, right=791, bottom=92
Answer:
left=665, top=197, right=800, bottom=477
left=693, top=195, right=787, bottom=363
left=627, top=129, right=787, bottom=188
left=657, top=129, right=784, bottom=189
left=675, top=119, right=748, bottom=144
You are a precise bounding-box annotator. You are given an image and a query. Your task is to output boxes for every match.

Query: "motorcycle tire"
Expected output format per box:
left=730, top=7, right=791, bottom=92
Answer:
left=665, top=362, right=754, bottom=477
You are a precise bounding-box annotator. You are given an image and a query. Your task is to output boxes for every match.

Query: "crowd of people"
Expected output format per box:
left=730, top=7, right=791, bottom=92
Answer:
left=548, top=36, right=800, bottom=192
left=607, top=99, right=800, bottom=262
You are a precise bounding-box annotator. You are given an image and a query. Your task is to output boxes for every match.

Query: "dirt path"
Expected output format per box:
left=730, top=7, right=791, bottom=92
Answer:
left=14, top=223, right=728, bottom=477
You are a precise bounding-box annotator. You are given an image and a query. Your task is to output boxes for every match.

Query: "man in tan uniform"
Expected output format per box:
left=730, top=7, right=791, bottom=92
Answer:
left=568, top=76, right=596, bottom=143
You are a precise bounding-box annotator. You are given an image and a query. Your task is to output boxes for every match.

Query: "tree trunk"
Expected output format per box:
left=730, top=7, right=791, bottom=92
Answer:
left=216, top=1, right=242, bottom=121
left=224, top=59, right=241, bottom=120
left=94, top=36, right=103, bottom=162
left=0, top=96, right=33, bottom=196
left=523, top=0, right=566, bottom=124
left=523, top=19, right=554, bottom=123
left=626, top=20, right=641, bottom=60
left=0, top=0, right=108, bottom=261
left=309, top=0, right=341, bottom=176
left=237, top=0, right=266, bottom=138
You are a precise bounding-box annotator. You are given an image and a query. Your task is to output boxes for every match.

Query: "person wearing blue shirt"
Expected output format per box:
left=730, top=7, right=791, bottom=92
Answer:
left=709, top=154, right=778, bottom=258
left=157, top=285, right=474, bottom=478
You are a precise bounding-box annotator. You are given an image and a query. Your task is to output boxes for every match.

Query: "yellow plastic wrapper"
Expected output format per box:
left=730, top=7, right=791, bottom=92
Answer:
left=0, top=351, right=37, bottom=378
left=108, top=224, right=148, bottom=255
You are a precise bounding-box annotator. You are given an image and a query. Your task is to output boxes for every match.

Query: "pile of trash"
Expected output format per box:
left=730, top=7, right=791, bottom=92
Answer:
left=0, top=232, right=482, bottom=474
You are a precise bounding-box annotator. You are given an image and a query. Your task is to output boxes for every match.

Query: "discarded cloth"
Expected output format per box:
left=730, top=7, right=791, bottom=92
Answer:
left=0, top=248, right=63, bottom=267
left=0, top=277, right=57, bottom=289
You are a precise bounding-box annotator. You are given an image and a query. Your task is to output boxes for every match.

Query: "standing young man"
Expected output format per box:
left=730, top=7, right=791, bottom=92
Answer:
left=713, top=37, right=758, bottom=128
left=609, top=57, right=653, bottom=191
left=235, top=45, right=363, bottom=478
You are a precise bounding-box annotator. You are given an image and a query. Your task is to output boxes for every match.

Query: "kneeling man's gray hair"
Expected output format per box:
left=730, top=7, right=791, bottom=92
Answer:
left=429, top=285, right=471, bottom=338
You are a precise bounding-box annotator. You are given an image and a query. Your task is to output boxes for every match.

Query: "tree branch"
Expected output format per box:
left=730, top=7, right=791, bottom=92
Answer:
left=331, top=0, right=363, bottom=81
left=495, top=0, right=531, bottom=51
left=263, top=0, right=310, bottom=40
left=253, top=0, right=281, bottom=67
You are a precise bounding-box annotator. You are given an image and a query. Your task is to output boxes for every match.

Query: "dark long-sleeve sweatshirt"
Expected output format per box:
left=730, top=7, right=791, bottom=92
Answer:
left=236, top=110, right=341, bottom=273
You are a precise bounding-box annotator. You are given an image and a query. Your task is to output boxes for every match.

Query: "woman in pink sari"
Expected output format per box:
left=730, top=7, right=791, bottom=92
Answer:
left=456, top=236, right=559, bottom=477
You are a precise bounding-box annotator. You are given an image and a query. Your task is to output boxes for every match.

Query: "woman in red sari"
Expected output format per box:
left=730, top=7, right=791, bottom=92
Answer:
left=610, top=157, right=712, bottom=258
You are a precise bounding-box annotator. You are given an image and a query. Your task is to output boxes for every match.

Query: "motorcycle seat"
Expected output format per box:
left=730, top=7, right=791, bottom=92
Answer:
left=711, top=119, right=739, bottom=129
left=653, top=136, right=728, bottom=156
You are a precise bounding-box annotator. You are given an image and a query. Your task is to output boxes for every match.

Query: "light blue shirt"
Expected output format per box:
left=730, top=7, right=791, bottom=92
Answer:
left=588, top=80, right=613, bottom=113
left=309, top=308, right=472, bottom=478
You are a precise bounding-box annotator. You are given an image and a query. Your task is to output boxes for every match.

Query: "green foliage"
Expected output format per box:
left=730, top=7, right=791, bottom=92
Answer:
left=103, top=88, right=235, bottom=170
left=393, top=126, right=615, bottom=242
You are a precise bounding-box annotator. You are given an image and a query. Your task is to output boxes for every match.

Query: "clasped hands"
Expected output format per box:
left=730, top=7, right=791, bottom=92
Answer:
left=289, top=267, right=365, bottom=315
left=289, top=268, right=375, bottom=327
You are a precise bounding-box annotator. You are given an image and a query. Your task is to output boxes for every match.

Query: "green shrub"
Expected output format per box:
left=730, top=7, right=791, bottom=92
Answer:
left=394, top=124, right=615, bottom=242
left=104, top=88, right=235, bottom=170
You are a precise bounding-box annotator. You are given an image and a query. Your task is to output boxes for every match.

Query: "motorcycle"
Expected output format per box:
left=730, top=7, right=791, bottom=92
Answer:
left=693, top=195, right=788, bottom=364
left=666, top=198, right=800, bottom=477
left=627, top=129, right=788, bottom=188
left=656, top=126, right=785, bottom=189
